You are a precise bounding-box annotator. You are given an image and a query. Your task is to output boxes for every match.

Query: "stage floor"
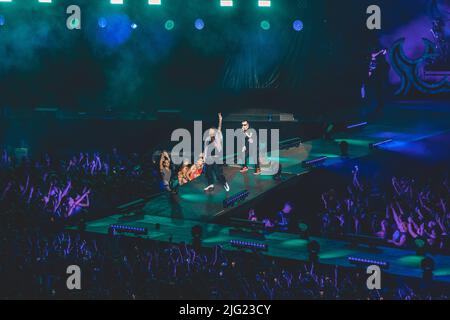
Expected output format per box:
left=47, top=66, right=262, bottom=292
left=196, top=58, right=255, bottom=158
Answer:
left=120, top=101, right=450, bottom=223
left=76, top=101, right=450, bottom=283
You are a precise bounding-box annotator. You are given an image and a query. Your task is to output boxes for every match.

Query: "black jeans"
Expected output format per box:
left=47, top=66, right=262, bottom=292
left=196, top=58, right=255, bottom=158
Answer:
left=205, top=163, right=226, bottom=186
left=242, top=146, right=260, bottom=170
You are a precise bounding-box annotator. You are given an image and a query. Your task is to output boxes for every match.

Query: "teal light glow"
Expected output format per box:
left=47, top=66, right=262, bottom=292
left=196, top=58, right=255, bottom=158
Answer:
left=165, top=19, right=175, bottom=30
left=260, top=20, right=270, bottom=30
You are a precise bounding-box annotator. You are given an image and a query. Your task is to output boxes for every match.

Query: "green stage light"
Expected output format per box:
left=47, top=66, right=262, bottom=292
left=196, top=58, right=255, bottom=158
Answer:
left=260, top=20, right=270, bottom=30
left=148, top=0, right=161, bottom=5
left=165, top=19, right=174, bottom=30
left=220, top=0, right=233, bottom=7
left=38, top=0, right=52, bottom=3
left=110, top=0, right=123, bottom=4
left=258, top=0, right=271, bottom=7
left=0, top=0, right=13, bottom=2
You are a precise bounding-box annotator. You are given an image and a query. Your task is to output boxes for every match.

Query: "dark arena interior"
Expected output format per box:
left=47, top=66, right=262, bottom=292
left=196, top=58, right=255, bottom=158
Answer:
left=0, top=0, right=450, bottom=306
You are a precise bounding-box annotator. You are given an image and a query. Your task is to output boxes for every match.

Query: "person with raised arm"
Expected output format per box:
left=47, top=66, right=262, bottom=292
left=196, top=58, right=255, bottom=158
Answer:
left=203, top=113, right=230, bottom=192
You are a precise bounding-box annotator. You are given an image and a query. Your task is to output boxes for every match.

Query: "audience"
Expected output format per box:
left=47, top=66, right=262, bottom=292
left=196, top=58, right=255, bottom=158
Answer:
left=0, top=228, right=448, bottom=300
left=318, top=166, right=449, bottom=252
left=0, top=148, right=159, bottom=222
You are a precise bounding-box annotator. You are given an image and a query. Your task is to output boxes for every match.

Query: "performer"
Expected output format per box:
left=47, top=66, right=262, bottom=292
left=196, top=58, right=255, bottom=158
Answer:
left=203, top=113, right=230, bottom=192
left=239, top=120, right=261, bottom=175
left=362, top=48, right=389, bottom=116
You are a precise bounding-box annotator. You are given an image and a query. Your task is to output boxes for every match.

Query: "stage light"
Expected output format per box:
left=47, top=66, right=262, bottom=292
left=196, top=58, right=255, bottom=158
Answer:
left=38, top=0, right=52, bottom=3
left=369, top=139, right=393, bottom=149
left=223, top=190, right=250, bottom=208
left=348, top=257, right=389, bottom=269
left=148, top=0, right=161, bottom=5
left=258, top=0, right=271, bottom=7
left=230, top=240, right=268, bottom=251
left=131, top=23, right=138, bottom=29
left=194, top=18, right=205, bottom=30
left=98, top=17, right=107, bottom=29
left=260, top=20, right=271, bottom=30
left=109, top=224, right=148, bottom=235
left=293, top=20, right=304, bottom=31
left=220, top=0, right=233, bottom=7
left=0, top=15, right=5, bottom=26
left=301, top=156, right=327, bottom=168
left=347, top=121, right=368, bottom=130
left=339, top=141, right=349, bottom=157
left=0, top=0, right=12, bottom=2
left=110, top=0, right=123, bottom=4
left=165, top=19, right=175, bottom=30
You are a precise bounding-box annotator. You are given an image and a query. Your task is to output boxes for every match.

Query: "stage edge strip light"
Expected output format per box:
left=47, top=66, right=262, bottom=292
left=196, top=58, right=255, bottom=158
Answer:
left=369, top=139, right=393, bottom=149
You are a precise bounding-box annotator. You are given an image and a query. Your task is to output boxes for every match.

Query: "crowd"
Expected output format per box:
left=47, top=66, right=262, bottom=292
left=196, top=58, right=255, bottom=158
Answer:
left=319, top=166, right=449, bottom=252
left=0, top=148, right=158, bottom=222
left=0, top=228, right=448, bottom=300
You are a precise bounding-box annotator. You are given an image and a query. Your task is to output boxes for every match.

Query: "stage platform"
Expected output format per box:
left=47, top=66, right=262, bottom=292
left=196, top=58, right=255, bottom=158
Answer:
left=75, top=101, right=450, bottom=283
left=107, top=101, right=450, bottom=223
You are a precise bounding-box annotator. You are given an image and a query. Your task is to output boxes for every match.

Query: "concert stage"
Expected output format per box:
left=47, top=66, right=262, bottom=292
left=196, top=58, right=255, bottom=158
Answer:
left=75, top=101, right=450, bottom=283
left=96, top=101, right=450, bottom=223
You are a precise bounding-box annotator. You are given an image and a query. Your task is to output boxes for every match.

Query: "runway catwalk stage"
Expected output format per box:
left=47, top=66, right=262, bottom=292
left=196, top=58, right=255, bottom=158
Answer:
left=72, top=101, right=450, bottom=283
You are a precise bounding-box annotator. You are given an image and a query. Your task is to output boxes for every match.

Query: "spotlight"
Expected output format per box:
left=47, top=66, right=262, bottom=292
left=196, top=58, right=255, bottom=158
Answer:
left=194, top=18, right=205, bottom=30
left=260, top=20, right=271, bottom=30
left=110, top=0, right=123, bottom=4
left=307, top=240, right=320, bottom=263
left=369, top=139, right=393, bottom=149
left=165, top=19, right=175, bottom=31
left=109, top=224, right=148, bottom=236
left=0, top=15, right=5, bottom=27
left=38, top=0, right=52, bottom=3
left=348, top=257, right=389, bottom=269
left=220, top=0, right=233, bottom=7
left=230, top=240, right=268, bottom=251
left=223, top=190, right=250, bottom=208
left=98, top=17, right=107, bottom=29
left=293, top=20, right=303, bottom=31
left=148, top=0, right=161, bottom=4
left=131, top=23, right=138, bottom=29
left=301, top=156, right=327, bottom=168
